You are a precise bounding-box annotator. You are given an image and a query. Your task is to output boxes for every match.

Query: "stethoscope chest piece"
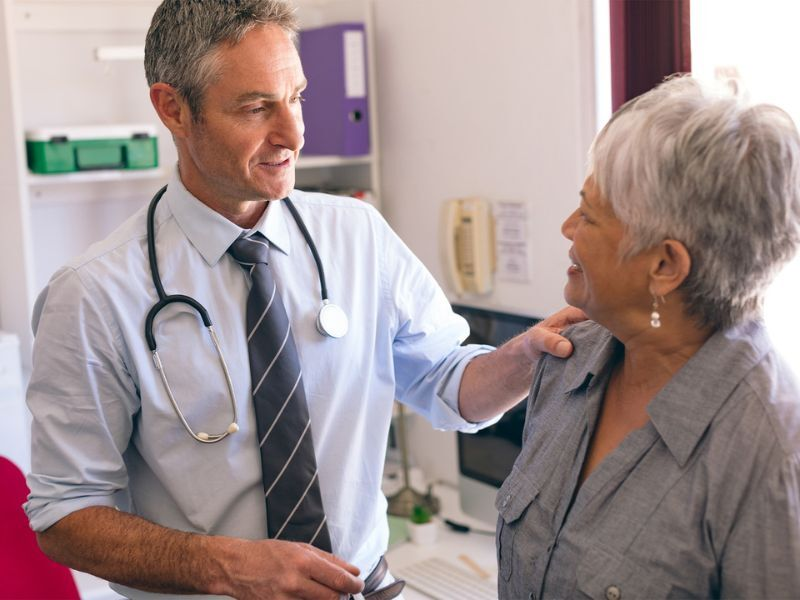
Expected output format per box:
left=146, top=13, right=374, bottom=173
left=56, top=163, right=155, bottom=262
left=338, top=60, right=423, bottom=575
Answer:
left=316, top=300, right=349, bottom=338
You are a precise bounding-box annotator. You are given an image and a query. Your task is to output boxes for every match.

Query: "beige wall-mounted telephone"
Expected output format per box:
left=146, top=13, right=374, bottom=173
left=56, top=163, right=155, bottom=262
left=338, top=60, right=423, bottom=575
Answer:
left=442, top=197, right=495, bottom=296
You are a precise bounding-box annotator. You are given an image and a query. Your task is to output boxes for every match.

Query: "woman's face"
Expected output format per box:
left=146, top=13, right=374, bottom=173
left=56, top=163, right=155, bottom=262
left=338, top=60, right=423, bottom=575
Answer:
left=561, top=177, right=652, bottom=325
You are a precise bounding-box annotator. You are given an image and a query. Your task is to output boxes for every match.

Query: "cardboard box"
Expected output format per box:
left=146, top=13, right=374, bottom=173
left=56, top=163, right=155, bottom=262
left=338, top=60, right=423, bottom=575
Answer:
left=26, top=124, right=158, bottom=174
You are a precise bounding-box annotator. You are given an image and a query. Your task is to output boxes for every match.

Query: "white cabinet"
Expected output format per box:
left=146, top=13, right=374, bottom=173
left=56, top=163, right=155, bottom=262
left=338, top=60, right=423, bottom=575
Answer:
left=0, top=0, right=170, bottom=368
left=0, top=332, right=28, bottom=472
left=0, top=0, right=381, bottom=368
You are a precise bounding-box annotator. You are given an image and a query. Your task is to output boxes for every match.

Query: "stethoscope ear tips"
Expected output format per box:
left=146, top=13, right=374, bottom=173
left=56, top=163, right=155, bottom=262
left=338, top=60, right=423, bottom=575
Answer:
left=316, top=300, right=349, bottom=338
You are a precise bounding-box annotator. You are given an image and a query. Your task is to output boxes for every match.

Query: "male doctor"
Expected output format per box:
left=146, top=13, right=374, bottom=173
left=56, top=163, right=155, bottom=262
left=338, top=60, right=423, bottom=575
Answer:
left=25, top=1, right=583, bottom=598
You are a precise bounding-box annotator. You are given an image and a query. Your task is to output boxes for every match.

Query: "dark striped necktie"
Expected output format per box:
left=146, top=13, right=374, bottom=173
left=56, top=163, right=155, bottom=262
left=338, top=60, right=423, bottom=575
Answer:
left=228, top=232, right=332, bottom=551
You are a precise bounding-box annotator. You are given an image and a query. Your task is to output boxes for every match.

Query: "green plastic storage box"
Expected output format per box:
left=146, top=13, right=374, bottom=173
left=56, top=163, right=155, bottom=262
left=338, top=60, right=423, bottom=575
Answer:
left=25, top=124, right=158, bottom=174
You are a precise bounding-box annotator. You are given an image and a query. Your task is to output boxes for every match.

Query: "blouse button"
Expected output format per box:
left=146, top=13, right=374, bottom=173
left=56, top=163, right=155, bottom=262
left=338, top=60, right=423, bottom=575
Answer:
left=605, top=584, right=621, bottom=600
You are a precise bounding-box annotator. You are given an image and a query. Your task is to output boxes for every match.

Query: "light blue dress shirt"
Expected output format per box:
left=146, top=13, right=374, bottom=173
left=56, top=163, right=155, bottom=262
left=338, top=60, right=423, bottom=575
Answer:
left=25, top=170, right=492, bottom=598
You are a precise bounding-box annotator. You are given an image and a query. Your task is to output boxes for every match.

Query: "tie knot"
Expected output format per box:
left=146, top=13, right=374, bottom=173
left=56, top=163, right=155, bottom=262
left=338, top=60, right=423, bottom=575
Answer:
left=228, top=233, right=270, bottom=267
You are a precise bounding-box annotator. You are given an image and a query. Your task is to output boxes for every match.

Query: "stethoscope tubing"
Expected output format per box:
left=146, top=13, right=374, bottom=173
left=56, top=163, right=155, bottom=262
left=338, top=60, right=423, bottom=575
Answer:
left=143, top=184, right=345, bottom=443
left=283, top=195, right=329, bottom=301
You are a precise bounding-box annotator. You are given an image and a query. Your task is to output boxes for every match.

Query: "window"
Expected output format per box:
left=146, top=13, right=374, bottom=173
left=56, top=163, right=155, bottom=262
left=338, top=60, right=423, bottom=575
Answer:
left=692, top=0, right=800, bottom=376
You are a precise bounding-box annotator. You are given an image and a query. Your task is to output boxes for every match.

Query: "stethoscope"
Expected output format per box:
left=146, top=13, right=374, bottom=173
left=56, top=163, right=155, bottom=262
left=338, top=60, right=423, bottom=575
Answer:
left=144, top=185, right=349, bottom=443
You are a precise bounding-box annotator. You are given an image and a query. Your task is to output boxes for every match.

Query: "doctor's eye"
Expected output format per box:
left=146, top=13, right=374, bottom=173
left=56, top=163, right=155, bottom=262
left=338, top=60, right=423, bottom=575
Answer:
left=292, top=93, right=306, bottom=104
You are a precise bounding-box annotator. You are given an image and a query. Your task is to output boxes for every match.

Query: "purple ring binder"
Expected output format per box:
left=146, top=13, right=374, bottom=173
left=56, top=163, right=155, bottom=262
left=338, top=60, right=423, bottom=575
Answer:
left=299, top=23, right=371, bottom=156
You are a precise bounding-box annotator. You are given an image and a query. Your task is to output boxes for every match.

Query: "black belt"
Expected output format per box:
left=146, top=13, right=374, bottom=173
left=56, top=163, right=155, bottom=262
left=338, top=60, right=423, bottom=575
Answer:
left=352, top=555, right=405, bottom=600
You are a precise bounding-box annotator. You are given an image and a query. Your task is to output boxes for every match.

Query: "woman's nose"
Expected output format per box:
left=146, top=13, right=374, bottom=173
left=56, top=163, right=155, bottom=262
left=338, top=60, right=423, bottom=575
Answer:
left=561, top=209, right=578, bottom=240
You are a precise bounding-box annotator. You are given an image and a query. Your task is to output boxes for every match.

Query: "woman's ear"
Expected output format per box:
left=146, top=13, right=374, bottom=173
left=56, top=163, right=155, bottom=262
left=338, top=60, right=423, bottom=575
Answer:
left=149, top=83, right=192, bottom=139
left=649, top=239, right=691, bottom=297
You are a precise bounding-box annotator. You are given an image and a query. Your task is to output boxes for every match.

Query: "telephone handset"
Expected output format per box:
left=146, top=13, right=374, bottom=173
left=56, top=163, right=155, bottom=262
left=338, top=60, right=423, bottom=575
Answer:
left=442, top=197, right=495, bottom=296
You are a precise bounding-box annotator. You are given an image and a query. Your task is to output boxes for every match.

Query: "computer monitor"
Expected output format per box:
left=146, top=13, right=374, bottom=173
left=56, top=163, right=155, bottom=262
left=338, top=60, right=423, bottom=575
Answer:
left=452, top=304, right=539, bottom=525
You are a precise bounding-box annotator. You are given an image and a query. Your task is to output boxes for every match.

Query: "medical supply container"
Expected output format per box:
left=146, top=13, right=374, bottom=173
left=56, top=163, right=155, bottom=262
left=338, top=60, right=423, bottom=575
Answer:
left=25, top=124, right=158, bottom=174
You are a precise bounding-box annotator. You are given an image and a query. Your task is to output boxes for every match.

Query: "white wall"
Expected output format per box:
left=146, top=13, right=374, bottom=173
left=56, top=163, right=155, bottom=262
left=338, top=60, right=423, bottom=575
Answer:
left=373, top=0, right=596, bottom=319
left=372, top=0, right=597, bottom=484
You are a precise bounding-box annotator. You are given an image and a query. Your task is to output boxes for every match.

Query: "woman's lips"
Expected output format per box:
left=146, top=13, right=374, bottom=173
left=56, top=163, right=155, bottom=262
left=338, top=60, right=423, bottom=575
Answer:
left=567, top=251, right=582, bottom=274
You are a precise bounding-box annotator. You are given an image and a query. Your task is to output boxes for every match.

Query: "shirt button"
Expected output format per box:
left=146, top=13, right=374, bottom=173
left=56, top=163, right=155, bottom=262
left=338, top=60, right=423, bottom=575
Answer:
left=528, top=593, right=536, bottom=600
left=605, top=584, right=621, bottom=600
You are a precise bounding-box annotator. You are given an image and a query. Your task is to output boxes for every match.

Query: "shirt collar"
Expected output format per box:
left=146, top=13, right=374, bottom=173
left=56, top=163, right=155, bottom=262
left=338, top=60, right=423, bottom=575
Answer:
left=164, top=168, right=293, bottom=266
left=647, top=319, right=772, bottom=466
left=560, top=319, right=772, bottom=467
left=254, top=194, right=292, bottom=256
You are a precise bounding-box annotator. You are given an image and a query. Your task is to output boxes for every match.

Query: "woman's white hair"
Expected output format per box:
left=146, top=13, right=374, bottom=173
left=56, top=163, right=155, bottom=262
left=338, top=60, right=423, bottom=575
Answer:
left=589, top=74, right=800, bottom=329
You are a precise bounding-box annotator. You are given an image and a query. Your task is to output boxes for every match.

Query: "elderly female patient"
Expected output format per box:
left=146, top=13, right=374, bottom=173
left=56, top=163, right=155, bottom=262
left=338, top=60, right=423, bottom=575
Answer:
left=497, top=75, right=800, bottom=599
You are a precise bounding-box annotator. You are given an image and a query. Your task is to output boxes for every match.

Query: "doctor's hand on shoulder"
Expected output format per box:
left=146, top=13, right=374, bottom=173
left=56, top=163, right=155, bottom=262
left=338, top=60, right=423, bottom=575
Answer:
left=212, top=537, right=363, bottom=600
left=518, top=305, right=587, bottom=361
left=458, top=306, right=587, bottom=423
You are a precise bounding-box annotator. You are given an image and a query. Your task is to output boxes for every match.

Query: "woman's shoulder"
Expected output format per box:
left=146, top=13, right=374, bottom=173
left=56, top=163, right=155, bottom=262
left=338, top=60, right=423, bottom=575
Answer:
left=560, top=320, right=615, bottom=365
left=564, top=319, right=609, bottom=343
left=532, top=319, right=615, bottom=393
left=739, top=347, right=800, bottom=457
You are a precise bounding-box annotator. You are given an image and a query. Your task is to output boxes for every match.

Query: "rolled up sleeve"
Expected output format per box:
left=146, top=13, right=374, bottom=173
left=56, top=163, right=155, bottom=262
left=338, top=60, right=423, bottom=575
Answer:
left=383, top=224, right=495, bottom=431
left=24, top=267, right=138, bottom=532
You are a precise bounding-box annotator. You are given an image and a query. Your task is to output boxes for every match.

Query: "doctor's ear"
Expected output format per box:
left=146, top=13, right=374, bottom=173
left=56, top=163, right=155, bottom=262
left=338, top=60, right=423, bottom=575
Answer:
left=648, top=239, right=691, bottom=297
left=149, top=83, right=193, bottom=138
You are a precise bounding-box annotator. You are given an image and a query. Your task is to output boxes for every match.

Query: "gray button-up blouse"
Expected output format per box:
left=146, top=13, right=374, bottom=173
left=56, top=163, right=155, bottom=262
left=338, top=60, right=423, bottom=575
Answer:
left=496, top=320, right=800, bottom=599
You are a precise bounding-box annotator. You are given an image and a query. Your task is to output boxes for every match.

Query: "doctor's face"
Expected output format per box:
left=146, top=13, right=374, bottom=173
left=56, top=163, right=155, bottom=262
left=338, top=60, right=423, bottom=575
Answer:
left=179, top=24, right=306, bottom=207
left=560, top=177, right=652, bottom=327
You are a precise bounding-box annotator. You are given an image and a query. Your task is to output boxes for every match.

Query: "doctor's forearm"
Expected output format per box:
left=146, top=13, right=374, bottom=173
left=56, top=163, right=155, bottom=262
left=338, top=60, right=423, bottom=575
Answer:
left=36, top=506, right=236, bottom=595
left=457, top=334, right=535, bottom=423
left=458, top=306, right=583, bottom=422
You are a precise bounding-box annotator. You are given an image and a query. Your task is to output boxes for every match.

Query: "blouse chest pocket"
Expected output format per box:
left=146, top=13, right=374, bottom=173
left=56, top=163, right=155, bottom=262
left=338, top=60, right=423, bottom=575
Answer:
left=496, top=469, right=550, bottom=588
left=576, top=544, right=672, bottom=600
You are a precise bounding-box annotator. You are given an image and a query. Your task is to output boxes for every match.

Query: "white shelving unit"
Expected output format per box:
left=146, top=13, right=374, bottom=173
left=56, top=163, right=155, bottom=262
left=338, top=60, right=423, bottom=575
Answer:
left=293, top=0, right=382, bottom=201
left=0, top=0, right=382, bottom=368
left=27, top=167, right=169, bottom=188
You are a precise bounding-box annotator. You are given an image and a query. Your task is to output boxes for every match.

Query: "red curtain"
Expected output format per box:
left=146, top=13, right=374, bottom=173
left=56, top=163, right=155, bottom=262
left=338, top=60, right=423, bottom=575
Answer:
left=610, top=0, right=692, bottom=112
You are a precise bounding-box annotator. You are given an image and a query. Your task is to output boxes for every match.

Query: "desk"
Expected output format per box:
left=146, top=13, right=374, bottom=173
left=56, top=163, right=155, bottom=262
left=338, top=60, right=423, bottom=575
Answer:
left=385, top=483, right=497, bottom=599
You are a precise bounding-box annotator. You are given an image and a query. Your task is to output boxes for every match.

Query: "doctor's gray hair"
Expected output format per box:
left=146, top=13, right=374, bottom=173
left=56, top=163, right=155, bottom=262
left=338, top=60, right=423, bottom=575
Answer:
left=144, top=0, right=298, bottom=120
left=589, top=75, right=800, bottom=330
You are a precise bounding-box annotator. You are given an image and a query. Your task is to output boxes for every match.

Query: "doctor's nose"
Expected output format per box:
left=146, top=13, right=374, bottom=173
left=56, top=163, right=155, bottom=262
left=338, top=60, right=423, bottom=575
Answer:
left=268, top=105, right=304, bottom=151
